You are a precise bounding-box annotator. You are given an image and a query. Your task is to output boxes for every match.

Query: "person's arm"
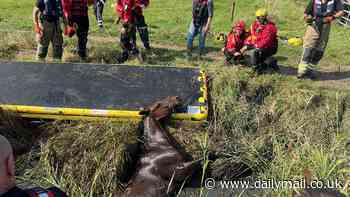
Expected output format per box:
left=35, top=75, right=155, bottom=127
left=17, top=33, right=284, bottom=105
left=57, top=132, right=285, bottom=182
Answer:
left=255, top=25, right=277, bottom=49
left=324, top=0, right=344, bottom=23
left=334, top=0, right=345, bottom=18
left=203, top=0, right=213, bottom=33
left=304, top=0, right=314, bottom=16
left=33, top=7, right=42, bottom=35
left=33, top=5, right=40, bottom=25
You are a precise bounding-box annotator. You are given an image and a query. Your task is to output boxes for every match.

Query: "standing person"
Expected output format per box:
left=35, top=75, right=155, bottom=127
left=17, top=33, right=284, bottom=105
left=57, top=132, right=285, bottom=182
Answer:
left=297, top=0, right=344, bottom=79
left=94, top=0, right=106, bottom=31
left=241, top=9, right=278, bottom=73
left=134, top=0, right=152, bottom=52
left=61, top=0, right=92, bottom=61
left=0, top=135, right=68, bottom=197
left=186, top=0, right=214, bottom=59
left=115, top=0, right=143, bottom=63
left=33, top=0, right=63, bottom=61
left=222, top=20, right=247, bottom=65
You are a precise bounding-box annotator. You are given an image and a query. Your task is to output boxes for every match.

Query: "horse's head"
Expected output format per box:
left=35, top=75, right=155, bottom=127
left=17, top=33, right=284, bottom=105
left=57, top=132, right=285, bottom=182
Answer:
left=139, top=96, right=181, bottom=121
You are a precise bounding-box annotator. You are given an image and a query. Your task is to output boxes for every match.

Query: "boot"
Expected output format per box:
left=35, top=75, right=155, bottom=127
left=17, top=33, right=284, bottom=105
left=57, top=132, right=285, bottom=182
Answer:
left=297, top=69, right=316, bottom=80
left=186, top=48, right=192, bottom=60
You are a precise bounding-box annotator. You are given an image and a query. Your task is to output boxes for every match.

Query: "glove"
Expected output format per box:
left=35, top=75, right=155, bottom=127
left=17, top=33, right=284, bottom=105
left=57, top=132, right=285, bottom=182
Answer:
left=34, top=23, right=42, bottom=35
left=323, top=15, right=335, bottom=23
left=304, top=15, right=313, bottom=24
left=234, top=52, right=241, bottom=57
left=64, top=25, right=76, bottom=37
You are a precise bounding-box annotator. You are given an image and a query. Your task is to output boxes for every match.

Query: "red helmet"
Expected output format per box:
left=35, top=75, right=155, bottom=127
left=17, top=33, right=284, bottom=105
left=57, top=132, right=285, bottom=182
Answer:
left=234, top=20, right=246, bottom=31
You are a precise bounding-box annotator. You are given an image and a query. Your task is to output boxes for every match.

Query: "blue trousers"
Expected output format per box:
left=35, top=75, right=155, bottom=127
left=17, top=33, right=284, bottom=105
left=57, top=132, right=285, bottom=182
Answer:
left=187, top=21, right=207, bottom=53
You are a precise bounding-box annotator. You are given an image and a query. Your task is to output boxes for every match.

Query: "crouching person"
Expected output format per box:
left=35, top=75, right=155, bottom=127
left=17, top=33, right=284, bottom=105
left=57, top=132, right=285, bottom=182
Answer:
left=241, top=9, right=278, bottom=73
left=115, top=0, right=143, bottom=63
left=33, top=0, right=63, bottom=61
left=0, top=135, right=68, bottom=197
left=222, top=20, right=247, bottom=65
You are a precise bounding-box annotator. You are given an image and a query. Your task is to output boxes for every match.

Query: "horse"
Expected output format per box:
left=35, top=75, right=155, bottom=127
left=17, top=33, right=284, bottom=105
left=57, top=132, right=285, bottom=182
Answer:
left=120, top=96, right=202, bottom=197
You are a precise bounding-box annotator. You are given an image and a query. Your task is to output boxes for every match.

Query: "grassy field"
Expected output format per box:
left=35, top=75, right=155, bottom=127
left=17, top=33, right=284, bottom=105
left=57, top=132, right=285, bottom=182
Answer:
left=0, top=0, right=350, bottom=196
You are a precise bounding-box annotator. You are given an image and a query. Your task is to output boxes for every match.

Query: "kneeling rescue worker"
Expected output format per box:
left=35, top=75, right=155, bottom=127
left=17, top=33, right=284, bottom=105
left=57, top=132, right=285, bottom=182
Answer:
left=241, top=9, right=278, bottom=73
left=297, top=0, right=344, bottom=79
left=0, top=135, right=68, bottom=197
left=115, top=0, right=143, bottom=63
left=222, top=20, right=247, bottom=65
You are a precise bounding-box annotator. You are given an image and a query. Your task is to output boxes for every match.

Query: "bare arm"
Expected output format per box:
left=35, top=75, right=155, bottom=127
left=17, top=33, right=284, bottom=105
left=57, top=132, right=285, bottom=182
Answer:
left=33, top=7, right=40, bottom=25
left=334, top=10, right=344, bottom=18
left=204, top=16, right=212, bottom=33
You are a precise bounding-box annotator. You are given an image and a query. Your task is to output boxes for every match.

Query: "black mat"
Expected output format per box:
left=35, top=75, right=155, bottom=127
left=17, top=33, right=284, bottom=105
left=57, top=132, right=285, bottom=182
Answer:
left=0, top=61, right=201, bottom=111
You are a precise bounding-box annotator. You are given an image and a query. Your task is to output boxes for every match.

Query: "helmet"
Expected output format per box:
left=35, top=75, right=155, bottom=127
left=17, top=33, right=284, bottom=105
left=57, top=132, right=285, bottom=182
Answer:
left=255, top=8, right=268, bottom=17
left=234, top=20, right=246, bottom=31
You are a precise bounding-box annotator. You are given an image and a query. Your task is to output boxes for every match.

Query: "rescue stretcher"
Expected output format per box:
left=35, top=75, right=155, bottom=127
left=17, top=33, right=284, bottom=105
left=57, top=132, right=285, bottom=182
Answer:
left=0, top=61, right=208, bottom=122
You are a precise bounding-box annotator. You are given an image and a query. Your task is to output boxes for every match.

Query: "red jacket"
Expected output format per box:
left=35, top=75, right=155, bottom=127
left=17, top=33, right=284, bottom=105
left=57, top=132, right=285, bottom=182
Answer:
left=61, top=0, right=88, bottom=19
left=225, top=32, right=245, bottom=52
left=249, top=20, right=278, bottom=49
left=115, top=0, right=136, bottom=23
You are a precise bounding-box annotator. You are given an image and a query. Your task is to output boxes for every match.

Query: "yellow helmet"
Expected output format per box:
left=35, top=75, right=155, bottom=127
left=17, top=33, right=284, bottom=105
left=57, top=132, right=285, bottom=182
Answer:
left=256, top=8, right=268, bottom=17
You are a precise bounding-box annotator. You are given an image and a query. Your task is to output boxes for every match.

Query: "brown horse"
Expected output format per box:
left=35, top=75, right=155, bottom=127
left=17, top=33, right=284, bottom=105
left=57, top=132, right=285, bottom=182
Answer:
left=121, top=96, right=201, bottom=197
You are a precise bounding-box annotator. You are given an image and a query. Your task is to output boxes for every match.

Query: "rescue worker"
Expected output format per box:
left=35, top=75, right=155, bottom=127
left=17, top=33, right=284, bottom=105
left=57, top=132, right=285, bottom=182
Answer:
left=297, top=0, right=344, bottom=79
left=94, top=0, right=106, bottom=31
left=222, top=20, right=247, bottom=65
left=187, top=0, right=214, bottom=59
left=115, top=0, right=143, bottom=63
left=134, top=0, right=152, bottom=52
left=241, top=9, right=278, bottom=73
left=33, top=0, right=63, bottom=61
left=61, top=0, right=93, bottom=61
left=0, top=135, right=68, bottom=197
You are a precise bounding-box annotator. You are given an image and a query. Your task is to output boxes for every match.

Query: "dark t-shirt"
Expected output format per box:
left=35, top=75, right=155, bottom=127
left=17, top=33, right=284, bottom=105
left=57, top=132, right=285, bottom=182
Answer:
left=305, top=0, right=344, bottom=16
left=36, top=0, right=62, bottom=21
left=192, top=0, right=213, bottom=26
left=0, top=186, right=68, bottom=197
left=0, top=187, right=30, bottom=197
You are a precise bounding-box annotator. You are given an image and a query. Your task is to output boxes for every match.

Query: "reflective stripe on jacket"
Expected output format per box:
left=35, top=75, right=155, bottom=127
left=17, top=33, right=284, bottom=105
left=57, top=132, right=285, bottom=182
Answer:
left=314, top=0, right=336, bottom=17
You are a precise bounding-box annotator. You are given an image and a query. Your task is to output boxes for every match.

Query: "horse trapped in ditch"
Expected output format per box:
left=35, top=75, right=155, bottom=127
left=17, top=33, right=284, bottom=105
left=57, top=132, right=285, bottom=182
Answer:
left=117, top=96, right=202, bottom=197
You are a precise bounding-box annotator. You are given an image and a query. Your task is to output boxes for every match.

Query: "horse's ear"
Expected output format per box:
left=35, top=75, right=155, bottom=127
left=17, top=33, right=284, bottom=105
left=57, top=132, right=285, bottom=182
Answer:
left=139, top=108, right=150, bottom=116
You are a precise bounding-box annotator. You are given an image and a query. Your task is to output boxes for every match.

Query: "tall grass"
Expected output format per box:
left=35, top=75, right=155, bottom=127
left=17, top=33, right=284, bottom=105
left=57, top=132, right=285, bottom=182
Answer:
left=207, top=67, right=350, bottom=195
left=21, top=121, right=140, bottom=197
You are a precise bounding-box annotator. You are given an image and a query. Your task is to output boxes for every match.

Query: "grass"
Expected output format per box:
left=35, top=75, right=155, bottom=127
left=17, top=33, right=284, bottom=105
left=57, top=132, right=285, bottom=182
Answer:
left=18, top=121, right=140, bottom=197
left=0, top=0, right=350, bottom=196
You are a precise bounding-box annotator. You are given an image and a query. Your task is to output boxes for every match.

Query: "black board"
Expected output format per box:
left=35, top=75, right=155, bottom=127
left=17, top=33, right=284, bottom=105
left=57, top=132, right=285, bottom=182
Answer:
left=0, top=61, right=201, bottom=112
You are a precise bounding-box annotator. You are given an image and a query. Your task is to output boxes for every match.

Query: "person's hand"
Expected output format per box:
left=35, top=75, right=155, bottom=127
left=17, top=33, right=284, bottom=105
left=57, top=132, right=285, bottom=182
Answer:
left=221, top=47, right=225, bottom=52
left=304, top=15, right=313, bottom=24
left=203, top=24, right=210, bottom=34
left=234, top=52, right=241, bottom=56
left=323, top=15, right=335, bottom=23
left=34, top=23, right=42, bottom=36
left=240, top=46, right=248, bottom=54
